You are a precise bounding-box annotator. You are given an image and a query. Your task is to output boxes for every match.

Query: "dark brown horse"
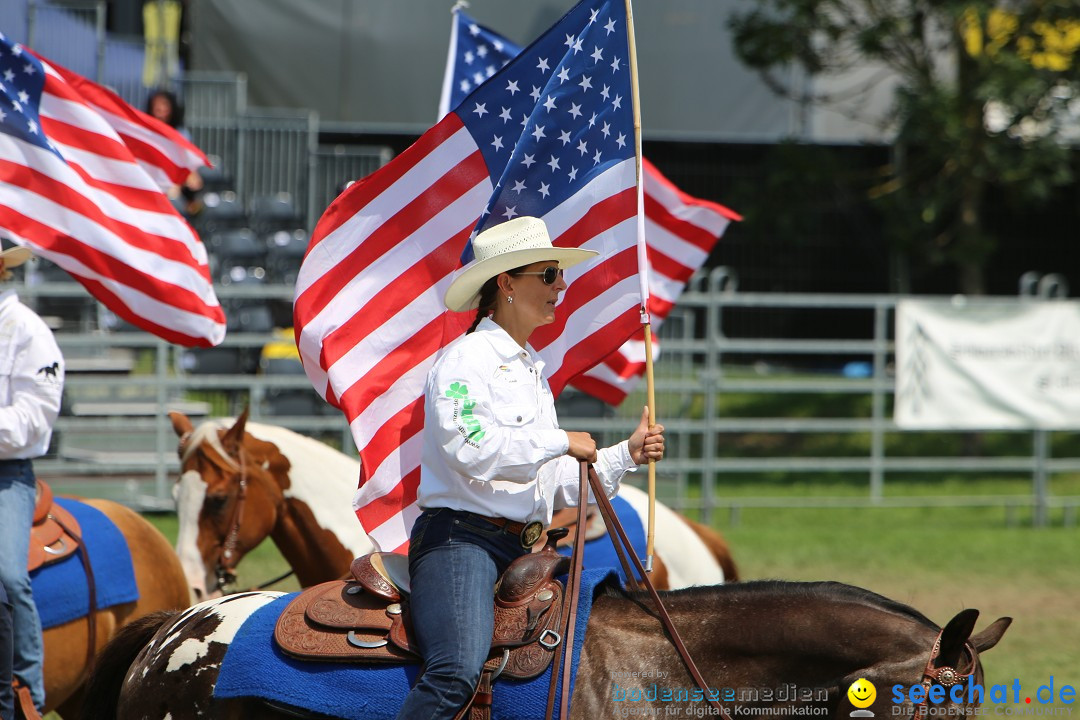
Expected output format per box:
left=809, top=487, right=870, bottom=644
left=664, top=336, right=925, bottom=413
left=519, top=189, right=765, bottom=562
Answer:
left=78, top=580, right=1009, bottom=720
left=39, top=498, right=190, bottom=718
left=168, top=410, right=738, bottom=601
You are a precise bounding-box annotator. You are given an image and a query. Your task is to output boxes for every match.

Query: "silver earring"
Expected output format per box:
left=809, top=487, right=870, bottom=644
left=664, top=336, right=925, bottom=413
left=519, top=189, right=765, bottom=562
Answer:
left=507, top=296, right=513, bottom=304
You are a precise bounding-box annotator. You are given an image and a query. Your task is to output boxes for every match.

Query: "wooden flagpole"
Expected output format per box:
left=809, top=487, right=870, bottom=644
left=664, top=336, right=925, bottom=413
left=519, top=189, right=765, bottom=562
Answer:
left=623, top=0, right=656, bottom=572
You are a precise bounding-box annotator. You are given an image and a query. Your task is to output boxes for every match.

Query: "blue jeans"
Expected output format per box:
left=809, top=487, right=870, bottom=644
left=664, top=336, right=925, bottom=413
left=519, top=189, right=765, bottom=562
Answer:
left=395, top=509, right=529, bottom=720
left=0, top=460, right=44, bottom=712
left=0, top=583, right=13, bottom=720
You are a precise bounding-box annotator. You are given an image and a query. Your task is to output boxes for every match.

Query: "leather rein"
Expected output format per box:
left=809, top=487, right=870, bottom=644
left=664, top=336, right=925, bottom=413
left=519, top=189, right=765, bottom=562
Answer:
left=545, top=462, right=731, bottom=720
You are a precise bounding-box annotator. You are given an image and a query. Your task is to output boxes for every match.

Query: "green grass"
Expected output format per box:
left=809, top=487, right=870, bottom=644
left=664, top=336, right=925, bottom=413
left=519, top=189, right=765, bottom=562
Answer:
left=718, top=502, right=1077, bottom=710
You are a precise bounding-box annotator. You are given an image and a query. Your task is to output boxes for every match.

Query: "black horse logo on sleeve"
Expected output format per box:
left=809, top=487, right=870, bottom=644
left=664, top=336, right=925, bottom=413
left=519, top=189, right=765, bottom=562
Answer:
left=37, top=361, right=60, bottom=381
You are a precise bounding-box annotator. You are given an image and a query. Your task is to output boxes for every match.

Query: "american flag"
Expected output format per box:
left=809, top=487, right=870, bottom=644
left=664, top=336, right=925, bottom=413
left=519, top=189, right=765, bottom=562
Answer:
left=295, top=0, right=654, bottom=551
left=0, top=34, right=225, bottom=347
left=440, top=6, right=741, bottom=403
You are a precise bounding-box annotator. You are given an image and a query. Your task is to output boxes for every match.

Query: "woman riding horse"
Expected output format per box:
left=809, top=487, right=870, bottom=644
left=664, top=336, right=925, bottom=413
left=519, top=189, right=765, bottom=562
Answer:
left=396, top=216, right=666, bottom=719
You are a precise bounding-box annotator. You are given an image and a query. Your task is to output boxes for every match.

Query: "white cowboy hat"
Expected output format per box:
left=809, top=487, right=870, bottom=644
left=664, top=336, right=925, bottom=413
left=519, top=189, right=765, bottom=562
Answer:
left=0, top=246, right=32, bottom=269
left=444, top=216, right=597, bottom=312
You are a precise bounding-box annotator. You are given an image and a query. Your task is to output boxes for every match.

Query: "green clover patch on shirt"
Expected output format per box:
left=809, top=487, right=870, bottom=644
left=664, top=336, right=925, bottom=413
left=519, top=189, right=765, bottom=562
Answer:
left=445, top=382, right=485, bottom=445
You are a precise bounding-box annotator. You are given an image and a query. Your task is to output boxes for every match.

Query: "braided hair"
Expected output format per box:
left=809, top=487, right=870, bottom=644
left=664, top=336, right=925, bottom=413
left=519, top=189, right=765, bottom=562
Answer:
left=466, top=267, right=525, bottom=334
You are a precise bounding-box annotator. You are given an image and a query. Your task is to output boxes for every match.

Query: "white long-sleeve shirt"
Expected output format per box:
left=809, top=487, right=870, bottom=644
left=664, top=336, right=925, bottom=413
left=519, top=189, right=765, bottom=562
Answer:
left=0, top=290, right=64, bottom=459
left=418, top=317, right=635, bottom=525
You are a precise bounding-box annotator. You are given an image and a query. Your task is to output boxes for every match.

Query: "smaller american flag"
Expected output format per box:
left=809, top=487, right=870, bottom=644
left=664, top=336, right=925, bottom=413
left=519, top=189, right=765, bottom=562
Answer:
left=439, top=6, right=741, bottom=404
left=438, top=7, right=519, bottom=119
left=0, top=33, right=225, bottom=347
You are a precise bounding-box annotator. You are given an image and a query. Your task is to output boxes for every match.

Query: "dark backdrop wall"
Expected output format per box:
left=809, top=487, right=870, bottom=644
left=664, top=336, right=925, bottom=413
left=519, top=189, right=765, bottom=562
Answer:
left=189, top=0, right=809, bottom=141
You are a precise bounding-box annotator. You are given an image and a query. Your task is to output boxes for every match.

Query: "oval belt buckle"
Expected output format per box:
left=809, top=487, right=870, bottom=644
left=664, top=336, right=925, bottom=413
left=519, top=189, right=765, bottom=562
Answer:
left=520, top=521, right=544, bottom=548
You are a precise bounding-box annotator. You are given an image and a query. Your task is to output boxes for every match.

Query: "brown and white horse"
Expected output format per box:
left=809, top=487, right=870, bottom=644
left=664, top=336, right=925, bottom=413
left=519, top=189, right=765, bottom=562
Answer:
left=39, top=498, right=190, bottom=718
left=168, top=410, right=738, bottom=601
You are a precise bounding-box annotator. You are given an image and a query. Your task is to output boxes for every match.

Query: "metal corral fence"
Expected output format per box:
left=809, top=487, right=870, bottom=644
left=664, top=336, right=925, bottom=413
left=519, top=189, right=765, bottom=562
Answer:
left=584, top=270, right=1080, bottom=526
left=24, top=277, right=1080, bottom=524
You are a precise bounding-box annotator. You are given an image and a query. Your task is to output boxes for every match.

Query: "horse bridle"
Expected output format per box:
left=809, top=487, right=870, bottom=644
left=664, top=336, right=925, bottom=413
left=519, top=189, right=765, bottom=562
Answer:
left=911, top=630, right=980, bottom=720
left=215, top=447, right=248, bottom=592
left=178, top=430, right=251, bottom=594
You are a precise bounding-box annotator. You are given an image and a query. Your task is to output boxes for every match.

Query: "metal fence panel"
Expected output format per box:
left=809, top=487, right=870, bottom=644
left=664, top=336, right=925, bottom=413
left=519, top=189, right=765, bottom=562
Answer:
left=21, top=278, right=1080, bottom=522
left=308, top=144, right=394, bottom=226
left=186, top=106, right=318, bottom=225
left=183, top=71, right=247, bottom=120
left=238, top=108, right=317, bottom=213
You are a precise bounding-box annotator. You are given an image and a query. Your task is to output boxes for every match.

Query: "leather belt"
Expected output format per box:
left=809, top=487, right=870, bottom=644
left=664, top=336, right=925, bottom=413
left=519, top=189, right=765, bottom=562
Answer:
left=466, top=512, right=545, bottom=548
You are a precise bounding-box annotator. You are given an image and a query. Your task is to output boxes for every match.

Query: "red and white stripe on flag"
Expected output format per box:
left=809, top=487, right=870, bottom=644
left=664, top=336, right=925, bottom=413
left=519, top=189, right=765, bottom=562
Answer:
left=0, top=40, right=225, bottom=347
left=569, top=158, right=741, bottom=404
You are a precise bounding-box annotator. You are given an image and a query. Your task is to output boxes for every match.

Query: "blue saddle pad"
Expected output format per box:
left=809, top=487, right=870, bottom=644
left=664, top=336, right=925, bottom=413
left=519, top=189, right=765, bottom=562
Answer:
left=29, top=497, right=140, bottom=629
left=215, top=568, right=618, bottom=720
left=560, top=495, right=644, bottom=583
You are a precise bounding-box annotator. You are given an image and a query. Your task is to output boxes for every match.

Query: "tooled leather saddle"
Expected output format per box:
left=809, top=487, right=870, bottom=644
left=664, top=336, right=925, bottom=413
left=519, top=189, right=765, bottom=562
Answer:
left=28, top=479, right=82, bottom=572
left=15, top=480, right=84, bottom=720
left=274, top=528, right=573, bottom=720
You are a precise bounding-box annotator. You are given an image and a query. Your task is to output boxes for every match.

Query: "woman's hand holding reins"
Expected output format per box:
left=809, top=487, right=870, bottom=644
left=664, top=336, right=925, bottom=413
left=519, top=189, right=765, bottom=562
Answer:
left=628, top=406, right=665, bottom=465
left=566, top=431, right=598, bottom=463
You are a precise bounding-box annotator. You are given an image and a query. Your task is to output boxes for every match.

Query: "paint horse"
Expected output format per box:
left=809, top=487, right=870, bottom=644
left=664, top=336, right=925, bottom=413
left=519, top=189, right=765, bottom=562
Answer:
left=34, top=497, right=189, bottom=718
left=168, top=410, right=738, bottom=601
left=79, top=580, right=1010, bottom=719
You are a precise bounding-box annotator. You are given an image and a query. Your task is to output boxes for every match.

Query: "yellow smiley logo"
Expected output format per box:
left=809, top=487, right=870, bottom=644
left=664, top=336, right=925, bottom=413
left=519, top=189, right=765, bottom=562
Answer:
left=847, top=678, right=876, bottom=709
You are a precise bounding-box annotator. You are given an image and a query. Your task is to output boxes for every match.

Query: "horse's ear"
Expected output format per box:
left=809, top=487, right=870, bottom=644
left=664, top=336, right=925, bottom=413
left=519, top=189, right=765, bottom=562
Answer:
left=937, top=609, right=980, bottom=666
left=970, top=617, right=1012, bottom=653
left=221, top=407, right=250, bottom=455
left=170, top=411, right=194, bottom=438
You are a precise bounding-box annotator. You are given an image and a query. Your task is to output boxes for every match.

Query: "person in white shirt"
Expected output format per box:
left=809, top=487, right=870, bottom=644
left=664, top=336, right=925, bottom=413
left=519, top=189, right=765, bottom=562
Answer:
left=0, top=244, right=65, bottom=718
left=395, top=216, right=665, bottom=720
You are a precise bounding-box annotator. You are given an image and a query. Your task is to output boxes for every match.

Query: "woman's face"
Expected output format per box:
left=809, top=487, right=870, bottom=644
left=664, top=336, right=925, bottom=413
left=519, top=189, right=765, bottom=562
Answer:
left=150, top=95, right=173, bottom=123
left=509, top=260, right=567, bottom=327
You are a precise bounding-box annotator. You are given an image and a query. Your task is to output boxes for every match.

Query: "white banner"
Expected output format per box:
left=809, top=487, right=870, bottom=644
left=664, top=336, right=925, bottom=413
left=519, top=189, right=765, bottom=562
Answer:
left=895, top=299, right=1080, bottom=429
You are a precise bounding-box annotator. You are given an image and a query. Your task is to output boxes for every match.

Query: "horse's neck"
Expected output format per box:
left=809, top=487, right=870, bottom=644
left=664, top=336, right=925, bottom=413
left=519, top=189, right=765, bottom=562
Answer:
left=589, top=584, right=931, bottom=687
left=269, top=501, right=358, bottom=587
left=248, top=425, right=375, bottom=582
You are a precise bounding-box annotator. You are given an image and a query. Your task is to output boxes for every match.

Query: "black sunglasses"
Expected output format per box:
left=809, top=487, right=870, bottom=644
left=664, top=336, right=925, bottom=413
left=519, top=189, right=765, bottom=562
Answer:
left=517, top=267, right=564, bottom=285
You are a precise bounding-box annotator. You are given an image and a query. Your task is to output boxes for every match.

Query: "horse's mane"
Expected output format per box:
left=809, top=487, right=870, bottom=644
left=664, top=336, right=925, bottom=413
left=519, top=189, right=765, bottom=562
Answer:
left=182, top=418, right=236, bottom=465
left=601, top=578, right=937, bottom=629
left=183, top=417, right=357, bottom=468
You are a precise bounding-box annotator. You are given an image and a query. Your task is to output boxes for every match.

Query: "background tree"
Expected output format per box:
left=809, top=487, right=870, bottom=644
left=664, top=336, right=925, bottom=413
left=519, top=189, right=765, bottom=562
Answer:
left=729, top=1, right=1080, bottom=294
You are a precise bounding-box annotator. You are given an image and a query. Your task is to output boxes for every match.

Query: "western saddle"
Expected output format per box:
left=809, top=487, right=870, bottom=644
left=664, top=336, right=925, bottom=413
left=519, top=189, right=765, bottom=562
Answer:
left=273, top=463, right=726, bottom=720
left=28, top=479, right=81, bottom=572
left=13, top=480, right=84, bottom=720
left=274, top=528, right=573, bottom=720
